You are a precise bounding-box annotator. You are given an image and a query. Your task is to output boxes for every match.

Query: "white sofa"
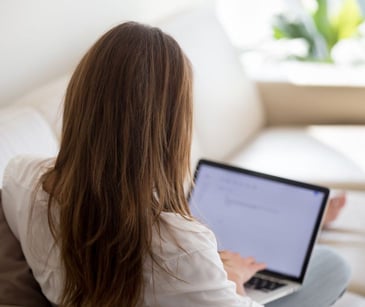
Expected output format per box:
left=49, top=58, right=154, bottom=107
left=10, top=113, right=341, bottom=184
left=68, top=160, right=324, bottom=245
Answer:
left=162, top=8, right=365, bottom=191
left=162, top=11, right=365, bottom=303
left=0, top=5, right=364, bottom=305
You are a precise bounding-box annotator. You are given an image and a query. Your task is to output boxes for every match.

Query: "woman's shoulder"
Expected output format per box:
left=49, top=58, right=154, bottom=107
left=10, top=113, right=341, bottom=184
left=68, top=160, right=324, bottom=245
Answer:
left=3, top=155, right=55, bottom=191
left=153, top=212, right=218, bottom=260
left=161, top=212, right=212, bottom=232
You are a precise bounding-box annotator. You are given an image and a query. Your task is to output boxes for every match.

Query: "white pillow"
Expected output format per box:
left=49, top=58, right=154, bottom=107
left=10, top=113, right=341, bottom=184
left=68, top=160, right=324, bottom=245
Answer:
left=14, top=74, right=70, bottom=141
left=0, top=107, right=59, bottom=187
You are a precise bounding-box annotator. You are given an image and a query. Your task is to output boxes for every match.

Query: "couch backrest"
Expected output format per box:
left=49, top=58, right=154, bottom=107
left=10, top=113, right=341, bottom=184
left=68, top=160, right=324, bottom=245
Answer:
left=2, top=6, right=266, bottom=172
left=159, top=7, right=265, bottom=165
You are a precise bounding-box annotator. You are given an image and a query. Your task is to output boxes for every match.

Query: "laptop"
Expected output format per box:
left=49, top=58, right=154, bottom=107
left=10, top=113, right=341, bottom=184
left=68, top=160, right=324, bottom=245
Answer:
left=188, top=159, right=329, bottom=304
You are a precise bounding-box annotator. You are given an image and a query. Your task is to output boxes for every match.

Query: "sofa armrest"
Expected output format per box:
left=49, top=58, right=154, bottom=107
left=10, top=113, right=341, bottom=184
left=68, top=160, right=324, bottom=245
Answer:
left=257, top=81, right=365, bottom=126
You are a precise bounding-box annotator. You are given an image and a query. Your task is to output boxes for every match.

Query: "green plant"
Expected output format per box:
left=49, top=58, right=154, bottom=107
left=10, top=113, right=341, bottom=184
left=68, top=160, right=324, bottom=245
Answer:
left=272, top=0, right=364, bottom=62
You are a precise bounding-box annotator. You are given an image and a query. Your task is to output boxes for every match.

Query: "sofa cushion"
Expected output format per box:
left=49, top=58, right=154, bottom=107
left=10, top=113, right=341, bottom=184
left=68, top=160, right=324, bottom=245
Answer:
left=230, top=126, right=365, bottom=190
left=334, top=292, right=365, bottom=306
left=0, top=191, right=51, bottom=306
left=320, top=190, right=365, bottom=296
left=0, top=107, right=59, bottom=188
left=160, top=7, right=265, bottom=162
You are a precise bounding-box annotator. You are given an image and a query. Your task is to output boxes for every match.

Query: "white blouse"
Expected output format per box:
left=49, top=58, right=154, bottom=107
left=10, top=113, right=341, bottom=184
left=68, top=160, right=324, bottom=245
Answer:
left=2, top=156, right=263, bottom=307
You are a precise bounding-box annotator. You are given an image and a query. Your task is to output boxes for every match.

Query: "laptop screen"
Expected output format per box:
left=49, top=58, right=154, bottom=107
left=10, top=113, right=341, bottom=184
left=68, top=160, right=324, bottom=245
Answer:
left=188, top=160, right=329, bottom=282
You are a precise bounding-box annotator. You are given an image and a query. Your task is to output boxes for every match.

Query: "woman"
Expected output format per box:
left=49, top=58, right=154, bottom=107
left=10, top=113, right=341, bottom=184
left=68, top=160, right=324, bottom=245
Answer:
left=2, top=22, right=349, bottom=306
left=2, top=22, right=264, bottom=306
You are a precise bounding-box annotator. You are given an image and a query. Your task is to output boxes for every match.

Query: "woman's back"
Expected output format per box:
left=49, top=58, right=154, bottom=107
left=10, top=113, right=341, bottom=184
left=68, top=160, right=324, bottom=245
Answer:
left=35, top=22, right=194, bottom=306
left=3, top=156, right=258, bottom=306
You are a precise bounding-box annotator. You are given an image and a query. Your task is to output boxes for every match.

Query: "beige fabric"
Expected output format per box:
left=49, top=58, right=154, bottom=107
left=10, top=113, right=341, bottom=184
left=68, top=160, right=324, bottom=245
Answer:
left=0, top=190, right=51, bottom=307
left=258, top=82, right=365, bottom=126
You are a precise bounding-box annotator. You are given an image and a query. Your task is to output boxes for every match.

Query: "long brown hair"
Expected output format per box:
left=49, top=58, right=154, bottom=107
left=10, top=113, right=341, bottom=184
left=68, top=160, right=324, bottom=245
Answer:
left=42, top=22, right=193, bottom=306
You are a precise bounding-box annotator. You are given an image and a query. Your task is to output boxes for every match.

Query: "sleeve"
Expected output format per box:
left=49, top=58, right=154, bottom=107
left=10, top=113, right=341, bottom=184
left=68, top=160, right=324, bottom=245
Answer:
left=147, top=225, right=264, bottom=307
left=2, top=155, right=51, bottom=241
left=1, top=156, right=29, bottom=240
left=2, top=156, right=62, bottom=304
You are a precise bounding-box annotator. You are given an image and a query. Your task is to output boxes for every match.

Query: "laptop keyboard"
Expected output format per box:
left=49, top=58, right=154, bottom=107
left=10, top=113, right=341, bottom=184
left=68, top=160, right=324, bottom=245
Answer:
left=245, top=276, right=286, bottom=292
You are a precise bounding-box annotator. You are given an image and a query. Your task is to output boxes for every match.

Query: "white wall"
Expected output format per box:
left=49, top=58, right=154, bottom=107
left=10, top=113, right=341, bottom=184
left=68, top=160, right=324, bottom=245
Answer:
left=0, top=0, right=205, bottom=106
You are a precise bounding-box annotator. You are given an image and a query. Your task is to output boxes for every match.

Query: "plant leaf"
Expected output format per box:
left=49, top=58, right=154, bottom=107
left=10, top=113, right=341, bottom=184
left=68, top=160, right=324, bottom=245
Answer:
left=330, top=0, right=363, bottom=41
left=312, top=0, right=337, bottom=49
left=272, top=14, right=323, bottom=60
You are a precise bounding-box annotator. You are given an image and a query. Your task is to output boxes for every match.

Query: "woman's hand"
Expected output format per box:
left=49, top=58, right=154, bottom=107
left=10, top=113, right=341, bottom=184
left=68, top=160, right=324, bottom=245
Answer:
left=219, top=251, right=266, bottom=296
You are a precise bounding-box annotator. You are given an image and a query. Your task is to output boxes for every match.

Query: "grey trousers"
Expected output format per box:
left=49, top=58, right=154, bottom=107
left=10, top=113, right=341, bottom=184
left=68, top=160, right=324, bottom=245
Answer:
left=266, top=245, right=351, bottom=307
